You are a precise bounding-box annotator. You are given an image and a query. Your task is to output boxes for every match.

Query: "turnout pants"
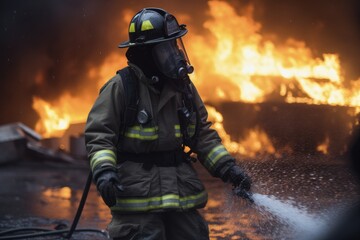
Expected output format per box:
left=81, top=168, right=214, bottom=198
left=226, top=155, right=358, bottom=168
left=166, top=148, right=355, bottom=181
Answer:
left=108, top=210, right=209, bottom=240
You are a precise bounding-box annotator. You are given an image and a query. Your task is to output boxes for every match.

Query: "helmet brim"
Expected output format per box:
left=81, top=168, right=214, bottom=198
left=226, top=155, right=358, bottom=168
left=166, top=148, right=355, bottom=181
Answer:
left=118, top=29, right=188, bottom=48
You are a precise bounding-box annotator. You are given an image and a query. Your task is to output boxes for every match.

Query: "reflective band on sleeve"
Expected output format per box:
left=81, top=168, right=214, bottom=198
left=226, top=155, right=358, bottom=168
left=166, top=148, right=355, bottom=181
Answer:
left=90, top=150, right=116, bottom=172
left=204, top=145, right=230, bottom=170
left=124, top=126, right=158, bottom=140
left=110, top=191, right=207, bottom=212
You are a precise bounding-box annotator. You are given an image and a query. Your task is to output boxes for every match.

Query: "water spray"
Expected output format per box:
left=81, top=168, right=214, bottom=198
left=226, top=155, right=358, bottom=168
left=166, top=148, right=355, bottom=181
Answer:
left=233, top=188, right=328, bottom=239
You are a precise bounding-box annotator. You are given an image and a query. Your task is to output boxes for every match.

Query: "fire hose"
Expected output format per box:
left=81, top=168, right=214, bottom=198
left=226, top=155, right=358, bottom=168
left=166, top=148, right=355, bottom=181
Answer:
left=0, top=171, right=108, bottom=240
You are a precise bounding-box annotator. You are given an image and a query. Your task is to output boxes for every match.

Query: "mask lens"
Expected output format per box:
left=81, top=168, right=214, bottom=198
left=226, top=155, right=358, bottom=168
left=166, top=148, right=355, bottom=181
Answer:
left=152, top=40, right=185, bottom=79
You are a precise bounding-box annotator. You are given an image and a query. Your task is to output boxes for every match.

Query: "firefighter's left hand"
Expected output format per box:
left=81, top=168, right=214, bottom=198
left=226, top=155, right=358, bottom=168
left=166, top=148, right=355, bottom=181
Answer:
left=95, top=169, right=123, bottom=207
left=227, top=164, right=252, bottom=191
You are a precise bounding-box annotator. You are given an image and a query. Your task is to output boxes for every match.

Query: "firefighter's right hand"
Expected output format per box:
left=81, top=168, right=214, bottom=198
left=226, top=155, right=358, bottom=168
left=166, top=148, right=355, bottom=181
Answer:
left=95, top=168, right=123, bottom=207
left=227, top=164, right=252, bottom=192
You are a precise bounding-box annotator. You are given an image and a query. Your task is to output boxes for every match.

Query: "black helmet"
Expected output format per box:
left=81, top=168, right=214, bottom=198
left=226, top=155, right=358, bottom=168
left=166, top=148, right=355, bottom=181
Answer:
left=118, top=8, right=188, bottom=48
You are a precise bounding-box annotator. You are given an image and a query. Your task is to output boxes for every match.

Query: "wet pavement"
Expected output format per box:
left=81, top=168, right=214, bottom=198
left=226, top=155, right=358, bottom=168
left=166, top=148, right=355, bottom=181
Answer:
left=0, top=154, right=359, bottom=240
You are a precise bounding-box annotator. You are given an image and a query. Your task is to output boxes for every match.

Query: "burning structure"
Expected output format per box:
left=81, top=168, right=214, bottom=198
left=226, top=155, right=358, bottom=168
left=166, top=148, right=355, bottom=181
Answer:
left=0, top=122, right=79, bottom=164
left=1, top=0, right=360, bottom=159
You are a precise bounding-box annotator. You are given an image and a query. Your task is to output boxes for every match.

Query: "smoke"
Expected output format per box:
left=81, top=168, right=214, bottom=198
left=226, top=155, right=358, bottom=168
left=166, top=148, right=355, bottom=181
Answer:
left=0, top=0, right=209, bottom=127
left=0, top=0, right=359, bottom=128
left=0, top=0, right=122, bottom=127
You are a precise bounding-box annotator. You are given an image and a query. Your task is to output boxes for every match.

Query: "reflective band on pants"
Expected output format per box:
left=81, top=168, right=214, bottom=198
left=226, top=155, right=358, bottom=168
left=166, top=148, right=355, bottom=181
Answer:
left=110, top=191, right=208, bottom=212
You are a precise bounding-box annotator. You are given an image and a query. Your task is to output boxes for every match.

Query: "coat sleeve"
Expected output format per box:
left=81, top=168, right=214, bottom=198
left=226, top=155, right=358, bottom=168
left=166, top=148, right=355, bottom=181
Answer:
left=190, top=83, right=235, bottom=179
left=84, top=75, right=125, bottom=173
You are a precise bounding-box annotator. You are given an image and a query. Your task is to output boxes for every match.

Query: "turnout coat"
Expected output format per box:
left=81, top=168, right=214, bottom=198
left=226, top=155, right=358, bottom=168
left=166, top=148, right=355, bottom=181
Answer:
left=85, top=63, right=235, bottom=212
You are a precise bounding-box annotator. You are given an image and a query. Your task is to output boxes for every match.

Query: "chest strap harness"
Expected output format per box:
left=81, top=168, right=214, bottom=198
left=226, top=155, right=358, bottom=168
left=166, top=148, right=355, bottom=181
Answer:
left=116, top=67, right=200, bottom=163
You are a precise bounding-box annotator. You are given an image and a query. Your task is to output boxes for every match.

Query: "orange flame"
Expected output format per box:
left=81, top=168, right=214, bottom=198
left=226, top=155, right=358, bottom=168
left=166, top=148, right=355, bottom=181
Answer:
left=207, top=105, right=275, bottom=157
left=188, top=1, right=360, bottom=106
left=32, top=94, right=93, bottom=138
left=317, top=136, right=330, bottom=155
left=32, top=97, right=71, bottom=138
left=32, top=53, right=127, bottom=138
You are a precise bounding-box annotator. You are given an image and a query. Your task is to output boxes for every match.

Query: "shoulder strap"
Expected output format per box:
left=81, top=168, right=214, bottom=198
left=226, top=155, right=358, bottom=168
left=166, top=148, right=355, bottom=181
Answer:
left=116, top=67, right=139, bottom=135
left=178, top=80, right=200, bottom=152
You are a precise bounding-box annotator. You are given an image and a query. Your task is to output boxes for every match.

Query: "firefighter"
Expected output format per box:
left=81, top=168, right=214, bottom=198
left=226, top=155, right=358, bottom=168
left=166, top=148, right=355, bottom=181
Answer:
left=85, top=8, right=252, bottom=240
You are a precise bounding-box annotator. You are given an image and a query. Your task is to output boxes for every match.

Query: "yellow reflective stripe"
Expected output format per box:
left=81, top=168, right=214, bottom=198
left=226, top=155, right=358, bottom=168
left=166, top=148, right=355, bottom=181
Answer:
left=90, top=150, right=116, bottom=171
left=175, top=124, right=196, bottom=138
left=188, top=124, right=195, bottom=137
left=129, top=22, right=135, bottom=33
left=141, top=20, right=154, bottom=31
left=111, top=191, right=207, bottom=212
left=93, top=149, right=116, bottom=159
left=127, top=126, right=158, bottom=131
left=125, top=134, right=158, bottom=140
left=124, top=125, right=158, bottom=140
left=117, top=194, right=179, bottom=204
left=175, top=125, right=181, bottom=138
left=204, top=145, right=230, bottom=170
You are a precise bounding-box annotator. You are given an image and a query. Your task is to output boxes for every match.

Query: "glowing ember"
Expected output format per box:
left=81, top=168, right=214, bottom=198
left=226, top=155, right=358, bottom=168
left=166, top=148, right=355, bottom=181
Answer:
left=317, top=136, right=330, bottom=155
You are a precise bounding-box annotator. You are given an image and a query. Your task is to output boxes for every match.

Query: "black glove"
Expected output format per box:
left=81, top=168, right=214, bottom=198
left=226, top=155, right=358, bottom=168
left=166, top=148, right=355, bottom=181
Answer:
left=227, top=164, right=252, bottom=191
left=94, top=167, right=123, bottom=207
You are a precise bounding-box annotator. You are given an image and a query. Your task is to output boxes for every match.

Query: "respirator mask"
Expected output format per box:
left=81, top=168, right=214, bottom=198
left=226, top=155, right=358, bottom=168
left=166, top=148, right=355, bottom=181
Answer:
left=152, top=38, right=194, bottom=81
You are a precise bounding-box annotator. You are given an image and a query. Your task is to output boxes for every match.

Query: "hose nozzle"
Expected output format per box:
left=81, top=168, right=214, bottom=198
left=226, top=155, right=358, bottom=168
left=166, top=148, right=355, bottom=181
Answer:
left=233, top=187, right=254, bottom=204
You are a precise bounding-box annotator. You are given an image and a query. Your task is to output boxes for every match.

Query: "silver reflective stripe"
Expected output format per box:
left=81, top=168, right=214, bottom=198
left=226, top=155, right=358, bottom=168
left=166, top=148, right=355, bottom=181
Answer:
left=204, top=145, right=230, bottom=170
left=90, top=150, right=116, bottom=172
left=124, top=126, right=158, bottom=140
left=110, top=191, right=208, bottom=212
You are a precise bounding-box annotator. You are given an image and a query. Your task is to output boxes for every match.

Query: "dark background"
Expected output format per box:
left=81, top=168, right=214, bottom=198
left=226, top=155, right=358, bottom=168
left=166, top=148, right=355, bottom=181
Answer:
left=1, top=0, right=359, bottom=129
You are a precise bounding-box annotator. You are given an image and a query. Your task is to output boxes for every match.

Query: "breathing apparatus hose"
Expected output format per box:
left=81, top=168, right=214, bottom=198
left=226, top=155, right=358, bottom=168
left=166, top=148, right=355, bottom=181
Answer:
left=179, top=76, right=200, bottom=150
left=0, top=171, right=106, bottom=239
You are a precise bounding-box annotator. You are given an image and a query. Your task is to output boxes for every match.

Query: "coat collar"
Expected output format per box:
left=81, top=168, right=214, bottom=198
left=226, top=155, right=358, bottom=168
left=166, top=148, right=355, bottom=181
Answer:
left=157, top=82, right=178, bottom=112
left=128, top=62, right=178, bottom=112
left=128, top=62, right=151, bottom=86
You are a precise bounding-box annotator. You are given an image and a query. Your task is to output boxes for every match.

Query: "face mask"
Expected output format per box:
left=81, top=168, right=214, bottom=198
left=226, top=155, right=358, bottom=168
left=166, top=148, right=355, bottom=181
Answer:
left=152, top=39, right=194, bottom=80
